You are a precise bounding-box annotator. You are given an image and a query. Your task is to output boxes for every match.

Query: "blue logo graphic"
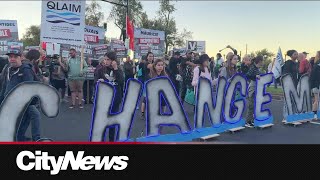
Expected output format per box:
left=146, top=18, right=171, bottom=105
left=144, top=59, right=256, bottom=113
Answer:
left=46, top=10, right=80, bottom=26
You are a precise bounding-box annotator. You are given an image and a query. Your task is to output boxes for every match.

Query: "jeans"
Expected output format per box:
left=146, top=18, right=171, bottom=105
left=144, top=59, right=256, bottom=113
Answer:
left=16, top=105, right=41, bottom=141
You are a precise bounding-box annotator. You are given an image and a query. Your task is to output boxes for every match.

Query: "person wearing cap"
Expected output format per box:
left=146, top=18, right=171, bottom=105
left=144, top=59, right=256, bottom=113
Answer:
left=214, top=53, right=224, bottom=79
left=0, top=48, right=41, bottom=141
left=298, top=52, right=312, bottom=77
left=282, top=50, right=299, bottom=87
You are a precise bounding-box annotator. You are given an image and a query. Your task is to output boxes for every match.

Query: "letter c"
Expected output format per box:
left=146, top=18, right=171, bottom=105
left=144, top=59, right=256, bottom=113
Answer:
left=16, top=151, right=35, bottom=171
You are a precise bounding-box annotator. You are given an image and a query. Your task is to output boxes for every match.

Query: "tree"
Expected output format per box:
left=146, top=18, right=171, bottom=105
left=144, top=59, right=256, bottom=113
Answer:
left=21, top=25, right=40, bottom=47
left=108, top=0, right=144, bottom=40
left=250, top=49, right=275, bottom=73
left=141, top=0, right=193, bottom=54
left=85, top=0, right=105, bottom=27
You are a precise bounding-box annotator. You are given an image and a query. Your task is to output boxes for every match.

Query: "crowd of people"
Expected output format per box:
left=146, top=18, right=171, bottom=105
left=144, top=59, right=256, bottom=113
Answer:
left=0, top=45, right=319, bottom=141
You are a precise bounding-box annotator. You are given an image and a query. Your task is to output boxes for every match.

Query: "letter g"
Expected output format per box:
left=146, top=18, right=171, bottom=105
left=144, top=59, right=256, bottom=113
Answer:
left=16, top=151, right=35, bottom=171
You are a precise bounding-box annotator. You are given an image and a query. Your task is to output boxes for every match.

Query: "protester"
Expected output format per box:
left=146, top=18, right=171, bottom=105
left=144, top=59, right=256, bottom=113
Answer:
left=180, top=50, right=196, bottom=104
left=83, top=58, right=95, bottom=104
left=66, top=48, right=88, bottom=109
left=282, top=50, right=299, bottom=122
left=140, top=52, right=154, bottom=119
left=168, top=51, right=182, bottom=97
left=209, top=57, right=215, bottom=80
left=310, top=51, right=320, bottom=119
left=0, top=48, right=41, bottom=141
left=214, top=53, right=224, bottom=79
left=219, top=54, right=238, bottom=79
left=123, top=55, right=136, bottom=83
left=282, top=50, right=299, bottom=87
left=245, top=55, right=264, bottom=127
left=240, top=55, right=251, bottom=75
left=192, top=54, right=212, bottom=87
left=96, top=51, right=124, bottom=141
left=298, top=52, right=312, bottom=76
left=49, top=56, right=68, bottom=103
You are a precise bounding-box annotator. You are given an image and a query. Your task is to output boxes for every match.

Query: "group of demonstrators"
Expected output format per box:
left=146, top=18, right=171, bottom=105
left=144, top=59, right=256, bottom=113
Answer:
left=0, top=44, right=320, bottom=141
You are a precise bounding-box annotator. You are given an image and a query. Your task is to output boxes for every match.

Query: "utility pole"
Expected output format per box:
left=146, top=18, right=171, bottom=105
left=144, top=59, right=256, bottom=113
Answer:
left=246, top=44, right=247, bottom=55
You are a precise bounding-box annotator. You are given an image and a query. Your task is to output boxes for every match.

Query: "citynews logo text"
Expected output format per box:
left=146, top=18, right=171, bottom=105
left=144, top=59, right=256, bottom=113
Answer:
left=16, top=151, right=129, bottom=175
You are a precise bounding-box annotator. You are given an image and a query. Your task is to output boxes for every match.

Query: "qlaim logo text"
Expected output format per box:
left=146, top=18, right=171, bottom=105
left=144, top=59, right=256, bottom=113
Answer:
left=16, top=151, right=129, bottom=175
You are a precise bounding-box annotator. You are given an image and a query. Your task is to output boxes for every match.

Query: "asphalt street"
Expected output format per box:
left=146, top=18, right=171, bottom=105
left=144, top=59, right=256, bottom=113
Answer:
left=29, top=95, right=320, bottom=144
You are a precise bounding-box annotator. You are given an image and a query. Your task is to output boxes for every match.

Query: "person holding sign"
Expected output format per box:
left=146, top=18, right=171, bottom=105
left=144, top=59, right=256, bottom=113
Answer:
left=96, top=51, right=124, bottom=142
left=66, top=48, right=88, bottom=109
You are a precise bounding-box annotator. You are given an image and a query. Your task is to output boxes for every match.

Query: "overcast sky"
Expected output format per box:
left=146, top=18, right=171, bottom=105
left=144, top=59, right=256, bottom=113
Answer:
left=0, top=1, right=319, bottom=57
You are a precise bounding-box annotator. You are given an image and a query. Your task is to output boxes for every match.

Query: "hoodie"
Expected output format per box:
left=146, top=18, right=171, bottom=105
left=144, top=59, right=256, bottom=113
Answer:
left=0, top=63, right=36, bottom=103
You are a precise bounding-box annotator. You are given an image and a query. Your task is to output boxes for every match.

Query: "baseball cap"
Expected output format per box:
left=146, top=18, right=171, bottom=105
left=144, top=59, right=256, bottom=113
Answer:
left=6, top=48, right=21, bottom=56
left=303, top=51, right=309, bottom=55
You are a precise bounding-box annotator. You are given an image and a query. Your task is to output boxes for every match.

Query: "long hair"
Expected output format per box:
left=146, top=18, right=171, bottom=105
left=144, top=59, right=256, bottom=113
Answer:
left=226, top=54, right=237, bottom=77
left=149, top=59, right=167, bottom=78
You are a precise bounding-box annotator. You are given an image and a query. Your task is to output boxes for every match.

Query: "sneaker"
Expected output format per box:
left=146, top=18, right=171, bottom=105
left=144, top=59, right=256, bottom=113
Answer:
left=245, top=123, right=253, bottom=128
left=314, top=114, right=318, bottom=120
left=79, top=105, right=84, bottom=109
left=69, top=105, right=75, bottom=109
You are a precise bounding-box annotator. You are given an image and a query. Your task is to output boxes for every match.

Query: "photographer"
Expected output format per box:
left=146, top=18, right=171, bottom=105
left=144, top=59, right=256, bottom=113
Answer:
left=49, top=55, right=68, bottom=103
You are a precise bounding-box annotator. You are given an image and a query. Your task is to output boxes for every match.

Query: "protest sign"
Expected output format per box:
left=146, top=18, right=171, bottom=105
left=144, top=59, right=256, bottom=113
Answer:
left=40, top=0, right=86, bottom=46
left=134, top=28, right=165, bottom=59
left=186, top=40, right=206, bottom=54
left=110, top=38, right=126, bottom=59
left=0, top=20, right=19, bottom=55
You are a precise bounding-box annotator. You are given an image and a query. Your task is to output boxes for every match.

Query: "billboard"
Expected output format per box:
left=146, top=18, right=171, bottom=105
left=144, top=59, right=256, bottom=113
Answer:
left=40, top=0, right=86, bottom=46
left=134, top=28, right=165, bottom=59
left=0, top=20, right=19, bottom=55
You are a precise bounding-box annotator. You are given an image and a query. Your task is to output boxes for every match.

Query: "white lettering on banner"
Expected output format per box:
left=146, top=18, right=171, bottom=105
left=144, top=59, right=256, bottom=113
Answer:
left=16, top=151, right=129, bottom=175
left=0, top=41, right=7, bottom=45
left=188, top=41, right=197, bottom=50
left=0, top=29, right=11, bottom=38
left=139, top=38, right=160, bottom=44
left=0, top=46, right=8, bottom=52
left=47, top=1, right=81, bottom=13
left=84, top=35, right=98, bottom=43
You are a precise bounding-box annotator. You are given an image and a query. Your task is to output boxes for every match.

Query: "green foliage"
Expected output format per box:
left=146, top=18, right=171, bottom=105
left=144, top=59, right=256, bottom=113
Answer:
left=85, top=0, right=105, bottom=27
left=21, top=25, right=40, bottom=47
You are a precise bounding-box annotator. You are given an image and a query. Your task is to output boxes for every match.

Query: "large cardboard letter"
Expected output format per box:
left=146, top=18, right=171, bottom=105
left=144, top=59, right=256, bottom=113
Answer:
left=281, top=74, right=311, bottom=115
left=195, top=77, right=227, bottom=128
left=0, top=82, right=59, bottom=141
left=146, top=77, right=191, bottom=136
left=90, top=79, right=143, bottom=142
left=224, top=74, right=247, bottom=123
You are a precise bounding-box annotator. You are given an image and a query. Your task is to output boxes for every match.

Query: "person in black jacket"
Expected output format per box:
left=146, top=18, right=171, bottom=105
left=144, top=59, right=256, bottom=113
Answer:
left=282, top=50, right=299, bottom=87
left=0, top=49, right=42, bottom=141
left=168, top=51, right=182, bottom=98
left=96, top=51, right=124, bottom=142
left=310, top=51, right=320, bottom=118
left=123, top=56, right=136, bottom=84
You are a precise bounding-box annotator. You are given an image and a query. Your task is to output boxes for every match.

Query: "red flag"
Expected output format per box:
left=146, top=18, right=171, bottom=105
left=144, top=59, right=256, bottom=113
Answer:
left=126, top=16, right=134, bottom=50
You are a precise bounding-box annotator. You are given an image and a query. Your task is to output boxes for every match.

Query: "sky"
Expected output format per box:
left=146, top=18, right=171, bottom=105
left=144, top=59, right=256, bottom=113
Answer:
left=0, top=1, right=319, bottom=58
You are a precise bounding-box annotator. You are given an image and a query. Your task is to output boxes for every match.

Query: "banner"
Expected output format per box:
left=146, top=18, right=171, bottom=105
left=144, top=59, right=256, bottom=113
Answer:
left=134, top=28, right=165, bottom=59
left=84, top=25, right=105, bottom=44
left=110, top=38, right=126, bottom=59
left=186, top=40, right=206, bottom=53
left=40, top=0, right=86, bottom=46
left=0, top=20, right=19, bottom=55
left=272, top=47, right=284, bottom=79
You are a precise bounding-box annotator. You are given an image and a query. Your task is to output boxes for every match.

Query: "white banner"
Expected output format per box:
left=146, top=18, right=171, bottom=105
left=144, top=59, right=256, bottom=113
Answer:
left=84, top=25, right=105, bottom=44
left=186, top=40, right=206, bottom=53
left=272, top=47, right=284, bottom=79
left=40, top=0, right=86, bottom=46
left=134, top=28, right=165, bottom=58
